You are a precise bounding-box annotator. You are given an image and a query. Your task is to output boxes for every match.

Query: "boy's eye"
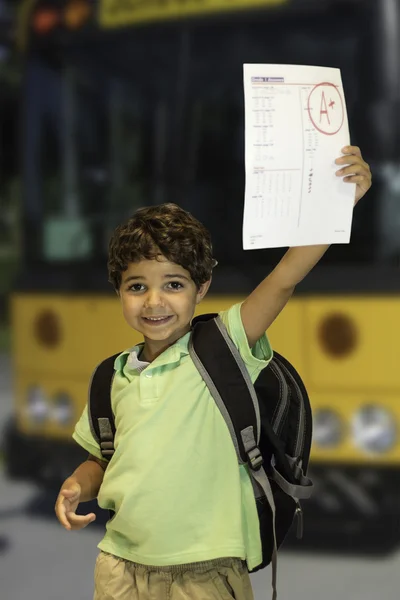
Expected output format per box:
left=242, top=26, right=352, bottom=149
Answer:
left=130, top=283, right=146, bottom=292
left=167, top=281, right=183, bottom=290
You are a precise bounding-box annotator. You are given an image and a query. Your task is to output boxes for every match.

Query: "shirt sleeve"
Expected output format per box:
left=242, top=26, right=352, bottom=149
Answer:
left=219, top=302, right=273, bottom=383
left=72, top=403, right=103, bottom=460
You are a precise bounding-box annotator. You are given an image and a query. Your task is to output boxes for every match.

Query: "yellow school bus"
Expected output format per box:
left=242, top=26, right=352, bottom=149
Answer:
left=5, top=0, right=400, bottom=549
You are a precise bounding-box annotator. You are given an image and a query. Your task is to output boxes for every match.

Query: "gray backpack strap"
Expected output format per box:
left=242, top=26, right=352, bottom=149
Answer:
left=190, top=315, right=262, bottom=466
left=189, top=316, right=278, bottom=600
left=88, top=353, right=120, bottom=461
left=271, top=456, right=313, bottom=500
left=243, top=427, right=278, bottom=600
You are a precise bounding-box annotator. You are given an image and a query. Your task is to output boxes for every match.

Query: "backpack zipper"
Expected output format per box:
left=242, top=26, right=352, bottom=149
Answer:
left=274, top=357, right=306, bottom=458
left=270, top=360, right=290, bottom=436
left=295, top=500, right=304, bottom=539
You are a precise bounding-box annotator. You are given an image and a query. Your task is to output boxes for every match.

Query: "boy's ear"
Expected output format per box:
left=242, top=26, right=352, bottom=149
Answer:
left=196, top=278, right=212, bottom=304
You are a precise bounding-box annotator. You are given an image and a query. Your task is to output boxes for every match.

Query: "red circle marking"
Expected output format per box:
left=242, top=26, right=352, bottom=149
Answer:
left=307, top=82, right=344, bottom=136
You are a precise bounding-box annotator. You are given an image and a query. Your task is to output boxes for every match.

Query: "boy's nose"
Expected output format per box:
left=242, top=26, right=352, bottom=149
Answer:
left=144, top=290, right=164, bottom=307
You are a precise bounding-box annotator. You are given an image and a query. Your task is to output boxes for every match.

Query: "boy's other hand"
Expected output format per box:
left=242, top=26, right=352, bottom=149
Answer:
left=55, top=480, right=96, bottom=531
left=335, top=146, right=372, bottom=205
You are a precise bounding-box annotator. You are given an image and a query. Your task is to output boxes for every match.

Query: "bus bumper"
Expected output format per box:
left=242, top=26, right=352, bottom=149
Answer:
left=288, top=463, right=400, bottom=553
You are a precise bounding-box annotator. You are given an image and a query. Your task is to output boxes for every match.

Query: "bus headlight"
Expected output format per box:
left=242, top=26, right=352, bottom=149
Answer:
left=313, top=409, right=342, bottom=448
left=51, top=393, right=74, bottom=425
left=352, top=405, right=396, bottom=454
left=26, top=386, right=49, bottom=423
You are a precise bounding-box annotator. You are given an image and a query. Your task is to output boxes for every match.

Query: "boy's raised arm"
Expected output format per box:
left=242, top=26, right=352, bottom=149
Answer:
left=241, top=146, right=372, bottom=348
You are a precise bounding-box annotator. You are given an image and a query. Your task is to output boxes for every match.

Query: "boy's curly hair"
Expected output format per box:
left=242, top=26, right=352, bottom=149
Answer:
left=108, top=203, right=216, bottom=291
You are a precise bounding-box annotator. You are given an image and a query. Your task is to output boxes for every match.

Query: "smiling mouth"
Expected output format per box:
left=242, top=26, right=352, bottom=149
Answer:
left=142, top=316, right=174, bottom=326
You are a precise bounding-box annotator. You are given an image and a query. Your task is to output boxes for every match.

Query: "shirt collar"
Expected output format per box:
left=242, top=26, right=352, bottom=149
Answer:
left=114, top=331, right=190, bottom=373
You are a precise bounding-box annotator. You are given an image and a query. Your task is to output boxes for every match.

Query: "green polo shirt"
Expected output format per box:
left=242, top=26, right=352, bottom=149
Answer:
left=72, top=302, right=272, bottom=570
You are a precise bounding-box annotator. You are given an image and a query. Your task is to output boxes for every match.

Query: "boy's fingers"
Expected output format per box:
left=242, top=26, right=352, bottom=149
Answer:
left=60, top=489, right=79, bottom=499
left=336, top=164, right=368, bottom=177
left=344, top=175, right=366, bottom=184
left=55, top=502, right=72, bottom=530
left=66, top=512, right=96, bottom=530
left=55, top=482, right=82, bottom=530
left=335, top=155, right=367, bottom=167
left=61, top=484, right=80, bottom=495
left=341, top=145, right=362, bottom=157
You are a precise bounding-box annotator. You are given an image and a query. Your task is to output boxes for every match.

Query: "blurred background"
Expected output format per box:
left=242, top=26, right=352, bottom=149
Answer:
left=1, top=0, right=400, bottom=598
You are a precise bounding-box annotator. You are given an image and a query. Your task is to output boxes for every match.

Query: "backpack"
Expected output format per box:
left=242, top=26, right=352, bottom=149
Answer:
left=88, top=313, right=313, bottom=600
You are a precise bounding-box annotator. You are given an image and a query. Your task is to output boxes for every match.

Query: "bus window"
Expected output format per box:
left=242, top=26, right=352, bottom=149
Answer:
left=183, top=13, right=377, bottom=267
left=20, top=4, right=396, bottom=286
left=22, top=31, right=187, bottom=267
left=0, top=49, right=19, bottom=260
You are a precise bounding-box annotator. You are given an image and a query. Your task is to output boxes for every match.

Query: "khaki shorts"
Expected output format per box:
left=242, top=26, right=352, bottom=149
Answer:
left=93, top=551, right=254, bottom=600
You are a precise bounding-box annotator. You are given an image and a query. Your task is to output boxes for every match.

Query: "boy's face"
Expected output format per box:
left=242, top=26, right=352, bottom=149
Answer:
left=119, top=257, right=210, bottom=353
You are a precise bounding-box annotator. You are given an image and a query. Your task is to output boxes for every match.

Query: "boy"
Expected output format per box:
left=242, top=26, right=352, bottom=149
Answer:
left=55, top=146, right=371, bottom=600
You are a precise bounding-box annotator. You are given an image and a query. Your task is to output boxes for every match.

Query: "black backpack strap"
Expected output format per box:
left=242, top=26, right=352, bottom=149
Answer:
left=190, top=313, right=278, bottom=599
left=88, top=353, right=120, bottom=462
left=191, top=313, right=262, bottom=469
left=192, top=314, right=313, bottom=499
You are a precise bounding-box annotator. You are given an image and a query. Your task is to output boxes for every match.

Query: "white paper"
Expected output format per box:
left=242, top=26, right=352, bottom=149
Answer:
left=243, top=64, right=356, bottom=249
